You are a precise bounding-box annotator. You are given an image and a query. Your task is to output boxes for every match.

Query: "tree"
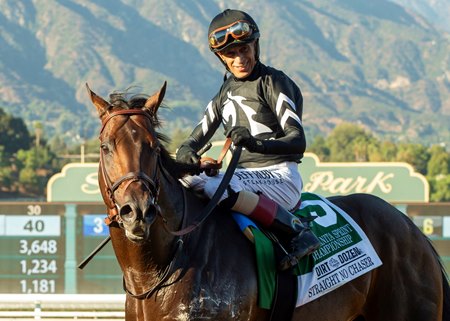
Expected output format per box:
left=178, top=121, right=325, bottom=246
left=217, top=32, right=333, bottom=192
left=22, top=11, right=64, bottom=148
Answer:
left=353, top=136, right=372, bottom=162
left=427, top=145, right=449, bottom=177
left=16, top=146, right=57, bottom=170
left=429, top=175, right=450, bottom=202
left=15, top=146, right=57, bottom=195
left=425, top=145, right=450, bottom=202
left=326, top=123, right=376, bottom=162
left=396, top=143, right=429, bottom=174
left=308, top=136, right=330, bottom=161
left=19, top=167, right=40, bottom=194
left=33, top=121, right=44, bottom=147
left=167, top=128, right=193, bottom=154
left=0, top=108, right=32, bottom=154
left=377, top=141, right=397, bottom=161
left=48, top=136, right=68, bottom=155
left=0, top=145, right=7, bottom=167
left=0, top=166, right=13, bottom=191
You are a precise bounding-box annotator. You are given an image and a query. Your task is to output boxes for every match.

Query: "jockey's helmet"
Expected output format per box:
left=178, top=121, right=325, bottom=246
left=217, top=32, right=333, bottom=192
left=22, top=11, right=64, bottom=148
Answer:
left=208, top=9, right=260, bottom=53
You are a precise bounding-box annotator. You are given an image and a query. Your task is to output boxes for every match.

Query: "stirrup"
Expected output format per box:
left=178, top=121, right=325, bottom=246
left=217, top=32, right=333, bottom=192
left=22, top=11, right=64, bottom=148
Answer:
left=278, top=233, right=320, bottom=271
left=299, top=214, right=317, bottom=225
left=279, top=254, right=300, bottom=271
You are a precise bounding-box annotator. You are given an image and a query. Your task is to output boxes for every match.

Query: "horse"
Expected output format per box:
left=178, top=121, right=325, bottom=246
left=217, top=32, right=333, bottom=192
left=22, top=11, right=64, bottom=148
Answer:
left=86, top=82, right=449, bottom=321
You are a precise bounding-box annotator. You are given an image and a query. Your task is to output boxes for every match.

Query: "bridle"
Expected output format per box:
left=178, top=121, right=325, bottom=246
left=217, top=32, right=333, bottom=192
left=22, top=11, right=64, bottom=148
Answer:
left=78, top=108, right=164, bottom=271
left=98, top=109, right=161, bottom=226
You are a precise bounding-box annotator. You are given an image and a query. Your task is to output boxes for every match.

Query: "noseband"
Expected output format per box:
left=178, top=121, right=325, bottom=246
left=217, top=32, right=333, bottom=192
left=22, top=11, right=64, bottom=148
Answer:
left=99, top=109, right=160, bottom=225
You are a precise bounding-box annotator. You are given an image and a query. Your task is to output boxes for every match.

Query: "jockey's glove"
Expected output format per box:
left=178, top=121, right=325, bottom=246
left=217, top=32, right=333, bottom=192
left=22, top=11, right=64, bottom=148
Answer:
left=176, top=145, right=201, bottom=165
left=227, top=126, right=265, bottom=153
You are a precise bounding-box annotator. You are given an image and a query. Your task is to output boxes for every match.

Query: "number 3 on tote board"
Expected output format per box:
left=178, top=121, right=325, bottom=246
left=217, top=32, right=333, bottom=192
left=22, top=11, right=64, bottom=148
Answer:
left=83, top=215, right=109, bottom=236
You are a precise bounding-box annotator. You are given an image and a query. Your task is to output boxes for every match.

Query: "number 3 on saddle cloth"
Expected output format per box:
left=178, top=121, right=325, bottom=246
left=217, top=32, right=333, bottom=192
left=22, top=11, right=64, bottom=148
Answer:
left=231, top=192, right=382, bottom=309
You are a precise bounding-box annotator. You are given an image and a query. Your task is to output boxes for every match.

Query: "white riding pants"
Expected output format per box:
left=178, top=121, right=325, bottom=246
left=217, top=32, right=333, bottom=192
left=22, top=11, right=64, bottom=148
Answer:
left=180, top=162, right=303, bottom=211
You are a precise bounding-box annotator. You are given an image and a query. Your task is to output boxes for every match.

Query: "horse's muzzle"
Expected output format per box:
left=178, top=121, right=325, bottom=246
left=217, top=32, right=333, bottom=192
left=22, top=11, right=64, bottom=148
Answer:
left=119, top=200, right=159, bottom=242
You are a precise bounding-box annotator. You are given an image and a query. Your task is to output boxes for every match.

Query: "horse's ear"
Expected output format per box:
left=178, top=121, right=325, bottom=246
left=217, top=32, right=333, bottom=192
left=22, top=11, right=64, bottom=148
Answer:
left=86, top=83, right=109, bottom=116
left=144, top=81, right=167, bottom=113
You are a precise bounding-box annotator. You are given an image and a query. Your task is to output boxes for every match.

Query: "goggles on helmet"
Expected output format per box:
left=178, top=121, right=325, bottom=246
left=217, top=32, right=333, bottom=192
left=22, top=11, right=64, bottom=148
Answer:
left=208, top=20, right=254, bottom=49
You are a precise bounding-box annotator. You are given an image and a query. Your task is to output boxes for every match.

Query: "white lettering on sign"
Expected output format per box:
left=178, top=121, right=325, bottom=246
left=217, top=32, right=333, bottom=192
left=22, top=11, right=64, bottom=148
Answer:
left=81, top=173, right=99, bottom=195
left=304, top=171, right=394, bottom=194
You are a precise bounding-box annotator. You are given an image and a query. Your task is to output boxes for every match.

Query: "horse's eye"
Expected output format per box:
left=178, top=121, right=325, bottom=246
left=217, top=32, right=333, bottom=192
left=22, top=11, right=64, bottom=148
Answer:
left=100, top=143, right=110, bottom=153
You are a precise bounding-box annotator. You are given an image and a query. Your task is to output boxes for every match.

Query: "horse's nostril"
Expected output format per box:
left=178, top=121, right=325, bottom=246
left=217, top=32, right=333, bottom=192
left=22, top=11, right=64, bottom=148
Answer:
left=147, top=205, right=156, bottom=217
left=144, top=204, right=158, bottom=224
left=119, top=204, right=135, bottom=221
left=119, top=202, right=155, bottom=224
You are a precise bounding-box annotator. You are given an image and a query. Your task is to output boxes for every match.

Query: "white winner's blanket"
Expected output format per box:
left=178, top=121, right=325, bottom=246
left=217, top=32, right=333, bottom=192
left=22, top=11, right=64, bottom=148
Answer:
left=294, top=193, right=382, bottom=307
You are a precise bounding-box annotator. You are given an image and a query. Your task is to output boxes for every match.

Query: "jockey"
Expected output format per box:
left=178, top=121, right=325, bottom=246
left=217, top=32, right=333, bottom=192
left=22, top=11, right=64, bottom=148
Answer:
left=176, top=9, right=320, bottom=270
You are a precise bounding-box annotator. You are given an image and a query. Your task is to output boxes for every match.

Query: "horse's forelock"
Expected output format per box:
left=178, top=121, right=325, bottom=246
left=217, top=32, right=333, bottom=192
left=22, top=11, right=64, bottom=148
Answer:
left=108, top=92, right=161, bottom=127
left=106, top=91, right=187, bottom=178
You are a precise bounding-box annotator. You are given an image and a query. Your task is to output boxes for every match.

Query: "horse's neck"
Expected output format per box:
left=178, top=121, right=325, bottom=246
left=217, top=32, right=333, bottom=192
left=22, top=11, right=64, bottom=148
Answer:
left=109, top=219, right=180, bottom=296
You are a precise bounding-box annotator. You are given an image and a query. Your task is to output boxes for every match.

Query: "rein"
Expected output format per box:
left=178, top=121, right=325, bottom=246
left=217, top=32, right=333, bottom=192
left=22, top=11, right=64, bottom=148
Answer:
left=167, top=141, right=240, bottom=236
left=123, top=238, right=185, bottom=300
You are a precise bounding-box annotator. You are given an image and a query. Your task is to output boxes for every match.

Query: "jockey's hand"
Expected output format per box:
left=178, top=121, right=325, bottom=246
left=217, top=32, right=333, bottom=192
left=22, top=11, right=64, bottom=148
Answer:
left=176, top=145, right=200, bottom=165
left=227, top=126, right=265, bottom=153
left=176, top=145, right=201, bottom=176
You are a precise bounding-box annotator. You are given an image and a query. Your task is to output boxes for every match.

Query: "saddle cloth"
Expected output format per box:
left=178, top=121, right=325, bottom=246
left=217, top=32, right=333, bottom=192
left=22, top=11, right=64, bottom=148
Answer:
left=232, top=192, right=383, bottom=308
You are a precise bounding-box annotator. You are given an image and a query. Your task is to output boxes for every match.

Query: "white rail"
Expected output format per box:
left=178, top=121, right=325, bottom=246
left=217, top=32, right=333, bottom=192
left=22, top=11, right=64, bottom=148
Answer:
left=0, top=294, right=125, bottom=320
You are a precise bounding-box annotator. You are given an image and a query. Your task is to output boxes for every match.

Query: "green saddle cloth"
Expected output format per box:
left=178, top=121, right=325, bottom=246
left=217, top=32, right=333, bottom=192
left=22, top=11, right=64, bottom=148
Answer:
left=234, top=192, right=381, bottom=309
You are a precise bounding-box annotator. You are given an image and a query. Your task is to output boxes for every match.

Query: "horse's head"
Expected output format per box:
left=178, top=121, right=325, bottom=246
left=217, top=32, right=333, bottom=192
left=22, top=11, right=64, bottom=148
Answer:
left=87, top=82, right=167, bottom=243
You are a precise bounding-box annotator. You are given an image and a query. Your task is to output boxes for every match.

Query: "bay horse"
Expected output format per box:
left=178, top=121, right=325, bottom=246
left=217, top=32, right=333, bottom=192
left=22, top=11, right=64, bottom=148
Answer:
left=87, top=82, right=449, bottom=321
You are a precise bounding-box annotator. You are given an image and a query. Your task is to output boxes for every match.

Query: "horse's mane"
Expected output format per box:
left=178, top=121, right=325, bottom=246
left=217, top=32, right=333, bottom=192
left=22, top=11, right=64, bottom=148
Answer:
left=106, top=90, right=200, bottom=179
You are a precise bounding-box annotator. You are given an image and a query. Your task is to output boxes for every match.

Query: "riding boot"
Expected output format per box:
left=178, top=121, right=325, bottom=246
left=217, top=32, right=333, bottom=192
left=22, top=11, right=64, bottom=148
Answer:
left=248, top=194, right=320, bottom=271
